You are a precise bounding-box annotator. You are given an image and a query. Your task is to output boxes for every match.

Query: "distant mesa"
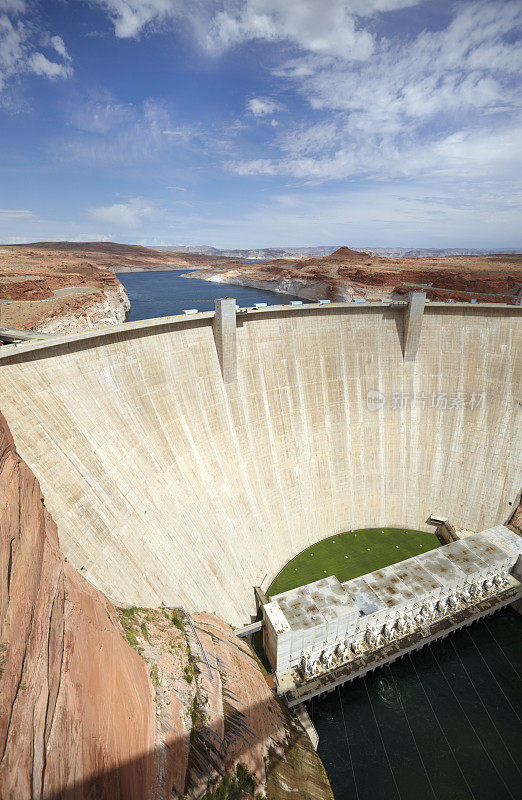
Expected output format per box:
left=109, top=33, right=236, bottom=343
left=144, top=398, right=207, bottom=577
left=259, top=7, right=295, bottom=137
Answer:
left=324, top=246, right=368, bottom=261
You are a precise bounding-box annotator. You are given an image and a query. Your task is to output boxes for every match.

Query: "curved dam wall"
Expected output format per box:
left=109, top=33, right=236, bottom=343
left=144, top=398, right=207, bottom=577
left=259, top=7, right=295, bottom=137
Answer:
left=0, top=303, right=520, bottom=625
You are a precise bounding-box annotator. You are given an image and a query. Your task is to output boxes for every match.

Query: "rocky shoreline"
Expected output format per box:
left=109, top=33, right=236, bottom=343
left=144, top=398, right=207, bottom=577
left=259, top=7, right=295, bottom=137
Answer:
left=184, top=246, right=522, bottom=304
left=186, top=270, right=350, bottom=303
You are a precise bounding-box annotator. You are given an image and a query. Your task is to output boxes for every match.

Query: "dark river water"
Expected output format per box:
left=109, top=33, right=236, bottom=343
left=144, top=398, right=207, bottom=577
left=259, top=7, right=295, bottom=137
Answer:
left=311, top=610, right=521, bottom=800
left=117, top=270, right=522, bottom=800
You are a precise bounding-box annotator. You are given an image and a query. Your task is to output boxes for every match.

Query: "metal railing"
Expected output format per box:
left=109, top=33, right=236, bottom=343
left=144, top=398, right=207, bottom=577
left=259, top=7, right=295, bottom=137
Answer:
left=178, top=606, right=214, bottom=682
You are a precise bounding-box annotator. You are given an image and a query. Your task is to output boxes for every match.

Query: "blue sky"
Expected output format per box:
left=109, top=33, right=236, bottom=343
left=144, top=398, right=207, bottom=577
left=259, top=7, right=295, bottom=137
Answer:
left=0, top=0, right=521, bottom=248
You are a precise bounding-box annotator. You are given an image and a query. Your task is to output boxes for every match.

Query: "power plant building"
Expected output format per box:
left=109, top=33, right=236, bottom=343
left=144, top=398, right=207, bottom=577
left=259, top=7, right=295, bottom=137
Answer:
left=263, top=528, right=519, bottom=677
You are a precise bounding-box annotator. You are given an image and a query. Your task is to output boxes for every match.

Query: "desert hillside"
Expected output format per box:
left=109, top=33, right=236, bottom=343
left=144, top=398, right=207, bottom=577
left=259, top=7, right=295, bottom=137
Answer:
left=185, top=246, right=522, bottom=304
left=0, top=241, right=233, bottom=271
left=0, top=242, right=230, bottom=333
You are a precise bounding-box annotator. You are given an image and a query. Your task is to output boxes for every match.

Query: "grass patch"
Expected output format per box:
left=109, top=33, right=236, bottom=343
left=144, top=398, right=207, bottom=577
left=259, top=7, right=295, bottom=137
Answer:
left=171, top=609, right=185, bottom=631
left=120, top=606, right=139, bottom=620
left=268, top=527, right=442, bottom=597
left=201, top=764, right=261, bottom=800
left=183, top=664, right=193, bottom=684
left=140, top=621, right=151, bottom=644
left=150, top=663, right=160, bottom=689
left=117, top=607, right=147, bottom=654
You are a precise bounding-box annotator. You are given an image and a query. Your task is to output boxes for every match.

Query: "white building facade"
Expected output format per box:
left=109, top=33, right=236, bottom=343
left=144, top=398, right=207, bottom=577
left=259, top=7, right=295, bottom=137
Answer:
left=263, top=527, right=521, bottom=679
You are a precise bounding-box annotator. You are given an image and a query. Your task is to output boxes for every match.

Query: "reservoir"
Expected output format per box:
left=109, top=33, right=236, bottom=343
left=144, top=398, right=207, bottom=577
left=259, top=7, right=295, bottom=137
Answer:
left=116, top=269, right=302, bottom=322
left=117, top=270, right=522, bottom=800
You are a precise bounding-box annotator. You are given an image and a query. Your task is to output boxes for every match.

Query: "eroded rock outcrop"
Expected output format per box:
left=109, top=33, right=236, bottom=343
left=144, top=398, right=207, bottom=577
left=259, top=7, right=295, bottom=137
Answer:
left=0, top=263, right=130, bottom=334
left=185, top=247, right=522, bottom=304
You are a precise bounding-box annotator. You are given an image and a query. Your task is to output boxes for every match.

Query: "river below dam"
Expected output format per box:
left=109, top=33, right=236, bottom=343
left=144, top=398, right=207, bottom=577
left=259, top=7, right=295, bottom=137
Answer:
left=117, top=270, right=522, bottom=800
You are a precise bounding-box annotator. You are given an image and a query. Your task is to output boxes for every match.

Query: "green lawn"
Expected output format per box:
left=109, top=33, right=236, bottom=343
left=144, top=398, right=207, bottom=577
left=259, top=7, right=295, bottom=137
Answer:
left=267, top=528, right=442, bottom=598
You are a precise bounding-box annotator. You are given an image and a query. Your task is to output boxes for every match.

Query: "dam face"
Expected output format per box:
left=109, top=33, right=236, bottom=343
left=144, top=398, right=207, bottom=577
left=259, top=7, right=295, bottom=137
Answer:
left=0, top=303, right=520, bottom=625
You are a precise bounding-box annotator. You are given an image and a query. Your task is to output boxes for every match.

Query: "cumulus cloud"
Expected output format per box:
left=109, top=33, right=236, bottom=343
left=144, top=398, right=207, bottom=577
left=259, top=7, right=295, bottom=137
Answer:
left=246, top=96, right=283, bottom=116
left=90, top=0, right=420, bottom=58
left=0, top=3, right=72, bottom=97
left=89, top=0, right=182, bottom=39
left=87, top=197, right=154, bottom=228
left=208, top=0, right=377, bottom=59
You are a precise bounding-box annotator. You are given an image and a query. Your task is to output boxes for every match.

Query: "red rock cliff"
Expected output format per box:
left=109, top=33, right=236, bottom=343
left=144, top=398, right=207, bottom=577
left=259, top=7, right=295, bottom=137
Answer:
left=0, top=410, right=155, bottom=800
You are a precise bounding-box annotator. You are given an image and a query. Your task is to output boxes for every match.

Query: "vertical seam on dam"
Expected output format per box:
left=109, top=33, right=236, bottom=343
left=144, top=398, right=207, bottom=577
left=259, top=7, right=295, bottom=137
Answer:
left=404, top=291, right=427, bottom=361
left=213, top=297, right=237, bottom=382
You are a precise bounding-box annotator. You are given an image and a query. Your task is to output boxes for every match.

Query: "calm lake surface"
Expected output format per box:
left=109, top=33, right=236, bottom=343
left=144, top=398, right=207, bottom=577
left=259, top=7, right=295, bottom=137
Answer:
left=117, top=269, right=302, bottom=322
left=117, top=269, right=522, bottom=800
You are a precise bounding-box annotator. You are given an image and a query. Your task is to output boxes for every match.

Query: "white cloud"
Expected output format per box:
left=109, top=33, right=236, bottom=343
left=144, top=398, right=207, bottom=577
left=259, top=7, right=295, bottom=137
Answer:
left=208, top=0, right=375, bottom=59
left=87, top=197, right=154, bottom=228
left=49, top=34, right=69, bottom=60
left=298, top=2, right=522, bottom=120
left=229, top=117, right=522, bottom=187
left=29, top=51, right=72, bottom=80
left=246, top=96, right=283, bottom=116
left=205, top=1, right=424, bottom=59
left=0, top=3, right=72, bottom=96
left=90, top=0, right=420, bottom=57
left=90, top=0, right=181, bottom=39
left=228, top=1, right=522, bottom=187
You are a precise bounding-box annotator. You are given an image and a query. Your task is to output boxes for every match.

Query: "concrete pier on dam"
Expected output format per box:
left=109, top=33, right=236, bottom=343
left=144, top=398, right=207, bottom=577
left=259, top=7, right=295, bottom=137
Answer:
left=0, top=299, right=520, bottom=626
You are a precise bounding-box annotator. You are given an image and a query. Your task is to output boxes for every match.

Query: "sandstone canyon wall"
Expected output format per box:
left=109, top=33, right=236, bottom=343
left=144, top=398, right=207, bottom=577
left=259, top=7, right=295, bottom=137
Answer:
left=0, top=409, right=155, bottom=799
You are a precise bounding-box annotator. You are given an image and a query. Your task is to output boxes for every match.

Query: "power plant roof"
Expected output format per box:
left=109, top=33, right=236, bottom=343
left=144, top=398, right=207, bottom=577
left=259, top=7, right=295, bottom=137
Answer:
left=265, top=528, right=517, bottom=635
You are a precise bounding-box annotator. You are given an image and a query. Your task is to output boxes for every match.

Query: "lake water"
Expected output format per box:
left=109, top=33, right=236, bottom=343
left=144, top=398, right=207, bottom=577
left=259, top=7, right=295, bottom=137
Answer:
left=116, top=269, right=302, bottom=322
left=117, top=269, right=522, bottom=800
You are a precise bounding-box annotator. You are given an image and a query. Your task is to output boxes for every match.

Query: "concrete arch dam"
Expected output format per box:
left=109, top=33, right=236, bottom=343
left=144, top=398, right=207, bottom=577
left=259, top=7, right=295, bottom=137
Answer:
left=0, top=301, right=520, bottom=626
